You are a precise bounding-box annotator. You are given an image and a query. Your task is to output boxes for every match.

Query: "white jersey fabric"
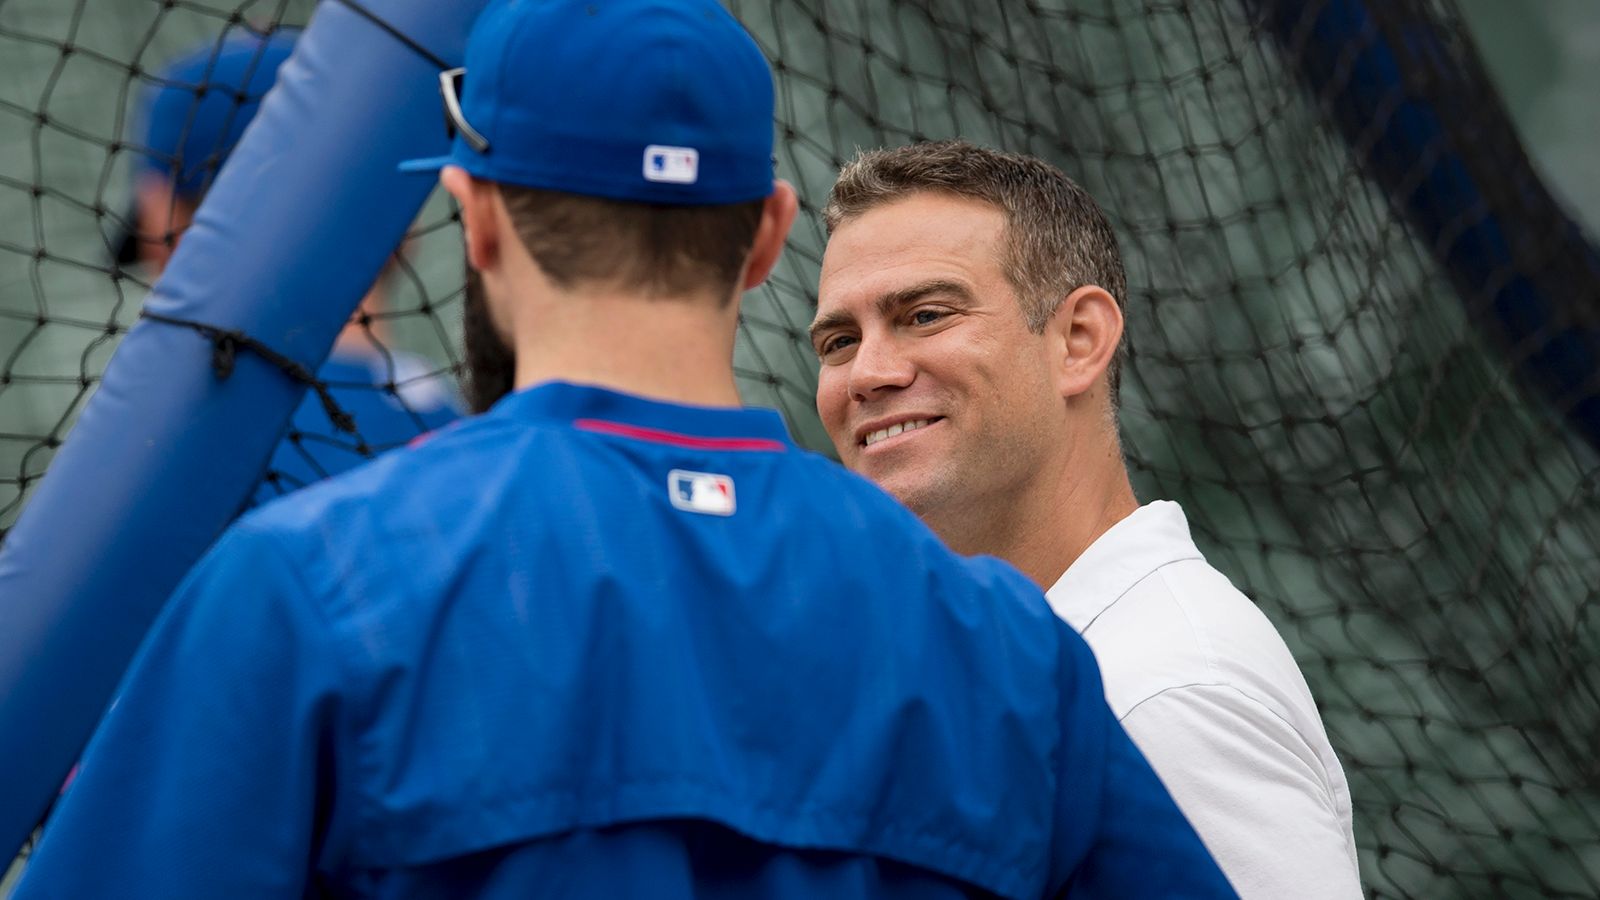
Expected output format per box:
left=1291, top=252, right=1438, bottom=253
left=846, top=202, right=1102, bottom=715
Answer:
left=1045, top=500, right=1362, bottom=899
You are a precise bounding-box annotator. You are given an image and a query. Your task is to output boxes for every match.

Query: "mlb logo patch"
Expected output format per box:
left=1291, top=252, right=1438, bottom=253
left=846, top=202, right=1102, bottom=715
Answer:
left=668, top=468, right=735, bottom=516
left=644, top=145, right=699, bottom=184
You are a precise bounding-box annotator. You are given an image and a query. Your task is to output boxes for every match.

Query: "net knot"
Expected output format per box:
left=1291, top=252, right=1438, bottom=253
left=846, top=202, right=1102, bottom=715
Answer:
left=211, top=329, right=241, bottom=380
left=140, top=310, right=359, bottom=435
left=312, top=383, right=357, bottom=434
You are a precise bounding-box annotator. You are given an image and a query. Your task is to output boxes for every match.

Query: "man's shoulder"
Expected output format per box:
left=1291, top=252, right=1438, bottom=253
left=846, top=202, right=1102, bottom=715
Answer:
left=785, top=454, right=1053, bottom=609
left=1108, top=554, right=1345, bottom=721
left=1098, top=557, right=1360, bottom=889
left=1161, top=557, right=1314, bottom=689
left=239, top=412, right=529, bottom=565
left=1086, top=554, right=1314, bottom=713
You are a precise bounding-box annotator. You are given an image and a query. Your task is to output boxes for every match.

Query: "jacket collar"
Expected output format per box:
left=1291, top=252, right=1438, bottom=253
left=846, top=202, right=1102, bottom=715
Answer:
left=1044, top=500, right=1204, bottom=631
left=488, top=380, right=795, bottom=449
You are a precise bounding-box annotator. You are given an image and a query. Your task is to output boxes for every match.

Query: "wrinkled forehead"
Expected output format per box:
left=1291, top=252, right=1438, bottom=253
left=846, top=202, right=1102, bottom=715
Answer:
left=817, top=193, right=1008, bottom=315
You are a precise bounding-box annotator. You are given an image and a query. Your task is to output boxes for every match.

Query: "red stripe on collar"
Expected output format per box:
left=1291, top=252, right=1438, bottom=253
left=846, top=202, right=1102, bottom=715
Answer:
left=574, top=418, right=787, bottom=452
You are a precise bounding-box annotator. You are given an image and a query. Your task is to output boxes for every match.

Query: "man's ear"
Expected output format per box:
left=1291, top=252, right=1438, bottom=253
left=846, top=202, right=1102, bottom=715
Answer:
left=1047, top=284, right=1124, bottom=399
left=440, top=165, right=501, bottom=273
left=740, top=179, right=799, bottom=291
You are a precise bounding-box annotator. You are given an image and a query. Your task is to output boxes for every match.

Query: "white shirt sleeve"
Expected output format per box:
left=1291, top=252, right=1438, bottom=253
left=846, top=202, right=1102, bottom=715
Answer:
left=1119, top=683, right=1363, bottom=900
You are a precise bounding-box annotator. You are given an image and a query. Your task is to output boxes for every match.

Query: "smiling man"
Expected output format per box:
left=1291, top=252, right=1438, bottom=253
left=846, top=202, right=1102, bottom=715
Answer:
left=812, top=140, right=1363, bottom=899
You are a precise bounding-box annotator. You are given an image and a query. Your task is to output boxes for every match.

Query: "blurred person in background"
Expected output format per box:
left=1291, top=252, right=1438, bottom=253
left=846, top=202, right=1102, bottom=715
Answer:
left=812, top=139, right=1361, bottom=899
left=118, top=24, right=459, bottom=503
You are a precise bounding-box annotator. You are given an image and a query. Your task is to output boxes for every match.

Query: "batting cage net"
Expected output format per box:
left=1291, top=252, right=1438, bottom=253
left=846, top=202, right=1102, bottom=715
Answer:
left=3, top=0, right=1598, bottom=897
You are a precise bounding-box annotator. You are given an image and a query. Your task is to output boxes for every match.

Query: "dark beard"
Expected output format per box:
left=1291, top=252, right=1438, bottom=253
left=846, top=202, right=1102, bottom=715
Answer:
left=462, top=265, right=516, bottom=413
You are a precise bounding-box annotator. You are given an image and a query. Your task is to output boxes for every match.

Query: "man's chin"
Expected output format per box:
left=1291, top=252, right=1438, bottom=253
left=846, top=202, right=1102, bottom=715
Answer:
left=857, top=459, right=948, bottom=517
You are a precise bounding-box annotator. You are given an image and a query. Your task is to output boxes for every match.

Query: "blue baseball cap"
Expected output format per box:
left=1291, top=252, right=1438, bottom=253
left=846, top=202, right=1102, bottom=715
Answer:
left=401, top=0, right=775, bottom=206
left=135, top=28, right=298, bottom=198
left=116, top=27, right=296, bottom=265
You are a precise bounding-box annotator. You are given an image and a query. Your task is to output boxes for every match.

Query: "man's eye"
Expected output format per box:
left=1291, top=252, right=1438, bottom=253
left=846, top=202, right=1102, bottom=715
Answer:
left=819, top=334, right=858, bottom=357
left=909, top=308, right=947, bottom=326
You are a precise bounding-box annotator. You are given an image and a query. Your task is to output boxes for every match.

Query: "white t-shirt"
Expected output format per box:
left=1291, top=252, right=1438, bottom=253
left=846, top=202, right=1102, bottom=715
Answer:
left=1045, top=500, right=1362, bottom=899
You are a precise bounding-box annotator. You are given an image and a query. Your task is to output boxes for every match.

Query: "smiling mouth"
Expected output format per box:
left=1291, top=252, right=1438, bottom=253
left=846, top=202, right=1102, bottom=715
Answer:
left=862, top=417, right=942, bottom=448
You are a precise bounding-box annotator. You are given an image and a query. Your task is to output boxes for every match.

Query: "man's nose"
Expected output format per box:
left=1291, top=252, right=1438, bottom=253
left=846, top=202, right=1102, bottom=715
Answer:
left=847, top=332, right=916, bottom=402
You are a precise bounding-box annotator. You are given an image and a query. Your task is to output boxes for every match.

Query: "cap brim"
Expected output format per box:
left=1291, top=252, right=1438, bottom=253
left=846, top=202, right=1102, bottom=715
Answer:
left=397, top=155, right=453, bottom=174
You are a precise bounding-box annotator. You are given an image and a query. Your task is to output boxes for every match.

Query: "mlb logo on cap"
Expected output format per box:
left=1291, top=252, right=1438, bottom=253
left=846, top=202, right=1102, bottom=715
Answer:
left=398, top=0, right=774, bottom=206
left=669, top=469, right=735, bottom=516
left=644, top=145, right=699, bottom=184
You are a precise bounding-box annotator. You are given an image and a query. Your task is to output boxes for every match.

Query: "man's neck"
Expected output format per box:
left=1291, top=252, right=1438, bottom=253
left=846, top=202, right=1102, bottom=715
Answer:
left=509, top=285, right=744, bottom=408
left=933, top=434, right=1140, bottom=592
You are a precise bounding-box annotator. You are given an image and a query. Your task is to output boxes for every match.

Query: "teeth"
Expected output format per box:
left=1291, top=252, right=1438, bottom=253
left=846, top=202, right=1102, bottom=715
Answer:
left=864, top=418, right=932, bottom=447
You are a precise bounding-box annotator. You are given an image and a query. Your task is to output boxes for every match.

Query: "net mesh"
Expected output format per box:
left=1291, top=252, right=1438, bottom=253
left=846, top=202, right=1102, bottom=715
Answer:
left=3, top=0, right=1599, bottom=896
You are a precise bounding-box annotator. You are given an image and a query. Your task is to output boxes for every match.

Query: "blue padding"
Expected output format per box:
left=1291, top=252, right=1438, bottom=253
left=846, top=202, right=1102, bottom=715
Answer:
left=0, top=0, right=490, bottom=856
left=1256, top=0, right=1600, bottom=449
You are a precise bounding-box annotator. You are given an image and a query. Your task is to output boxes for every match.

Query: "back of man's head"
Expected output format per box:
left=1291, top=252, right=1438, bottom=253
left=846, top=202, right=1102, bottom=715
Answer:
left=495, top=186, right=765, bottom=302
left=407, top=0, right=780, bottom=303
left=824, top=140, right=1128, bottom=400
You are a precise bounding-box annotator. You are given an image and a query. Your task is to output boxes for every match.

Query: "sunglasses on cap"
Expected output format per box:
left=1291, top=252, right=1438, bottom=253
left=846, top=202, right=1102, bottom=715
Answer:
left=439, top=67, right=490, bottom=154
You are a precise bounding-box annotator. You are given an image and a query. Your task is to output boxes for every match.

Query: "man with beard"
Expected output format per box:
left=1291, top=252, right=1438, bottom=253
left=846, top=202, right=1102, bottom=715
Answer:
left=15, top=3, right=1234, bottom=898
left=811, top=140, right=1361, bottom=898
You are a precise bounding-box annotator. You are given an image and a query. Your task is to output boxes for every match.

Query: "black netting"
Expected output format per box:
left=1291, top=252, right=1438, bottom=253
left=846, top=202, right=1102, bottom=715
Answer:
left=3, top=0, right=1599, bottom=897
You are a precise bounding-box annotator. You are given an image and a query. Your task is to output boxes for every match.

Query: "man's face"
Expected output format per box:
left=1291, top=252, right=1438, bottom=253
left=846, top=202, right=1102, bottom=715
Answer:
left=133, top=176, right=197, bottom=275
left=812, top=192, right=1065, bottom=524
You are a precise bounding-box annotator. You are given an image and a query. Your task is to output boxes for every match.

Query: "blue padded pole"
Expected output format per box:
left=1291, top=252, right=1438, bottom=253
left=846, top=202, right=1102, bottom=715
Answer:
left=0, top=0, right=489, bottom=856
